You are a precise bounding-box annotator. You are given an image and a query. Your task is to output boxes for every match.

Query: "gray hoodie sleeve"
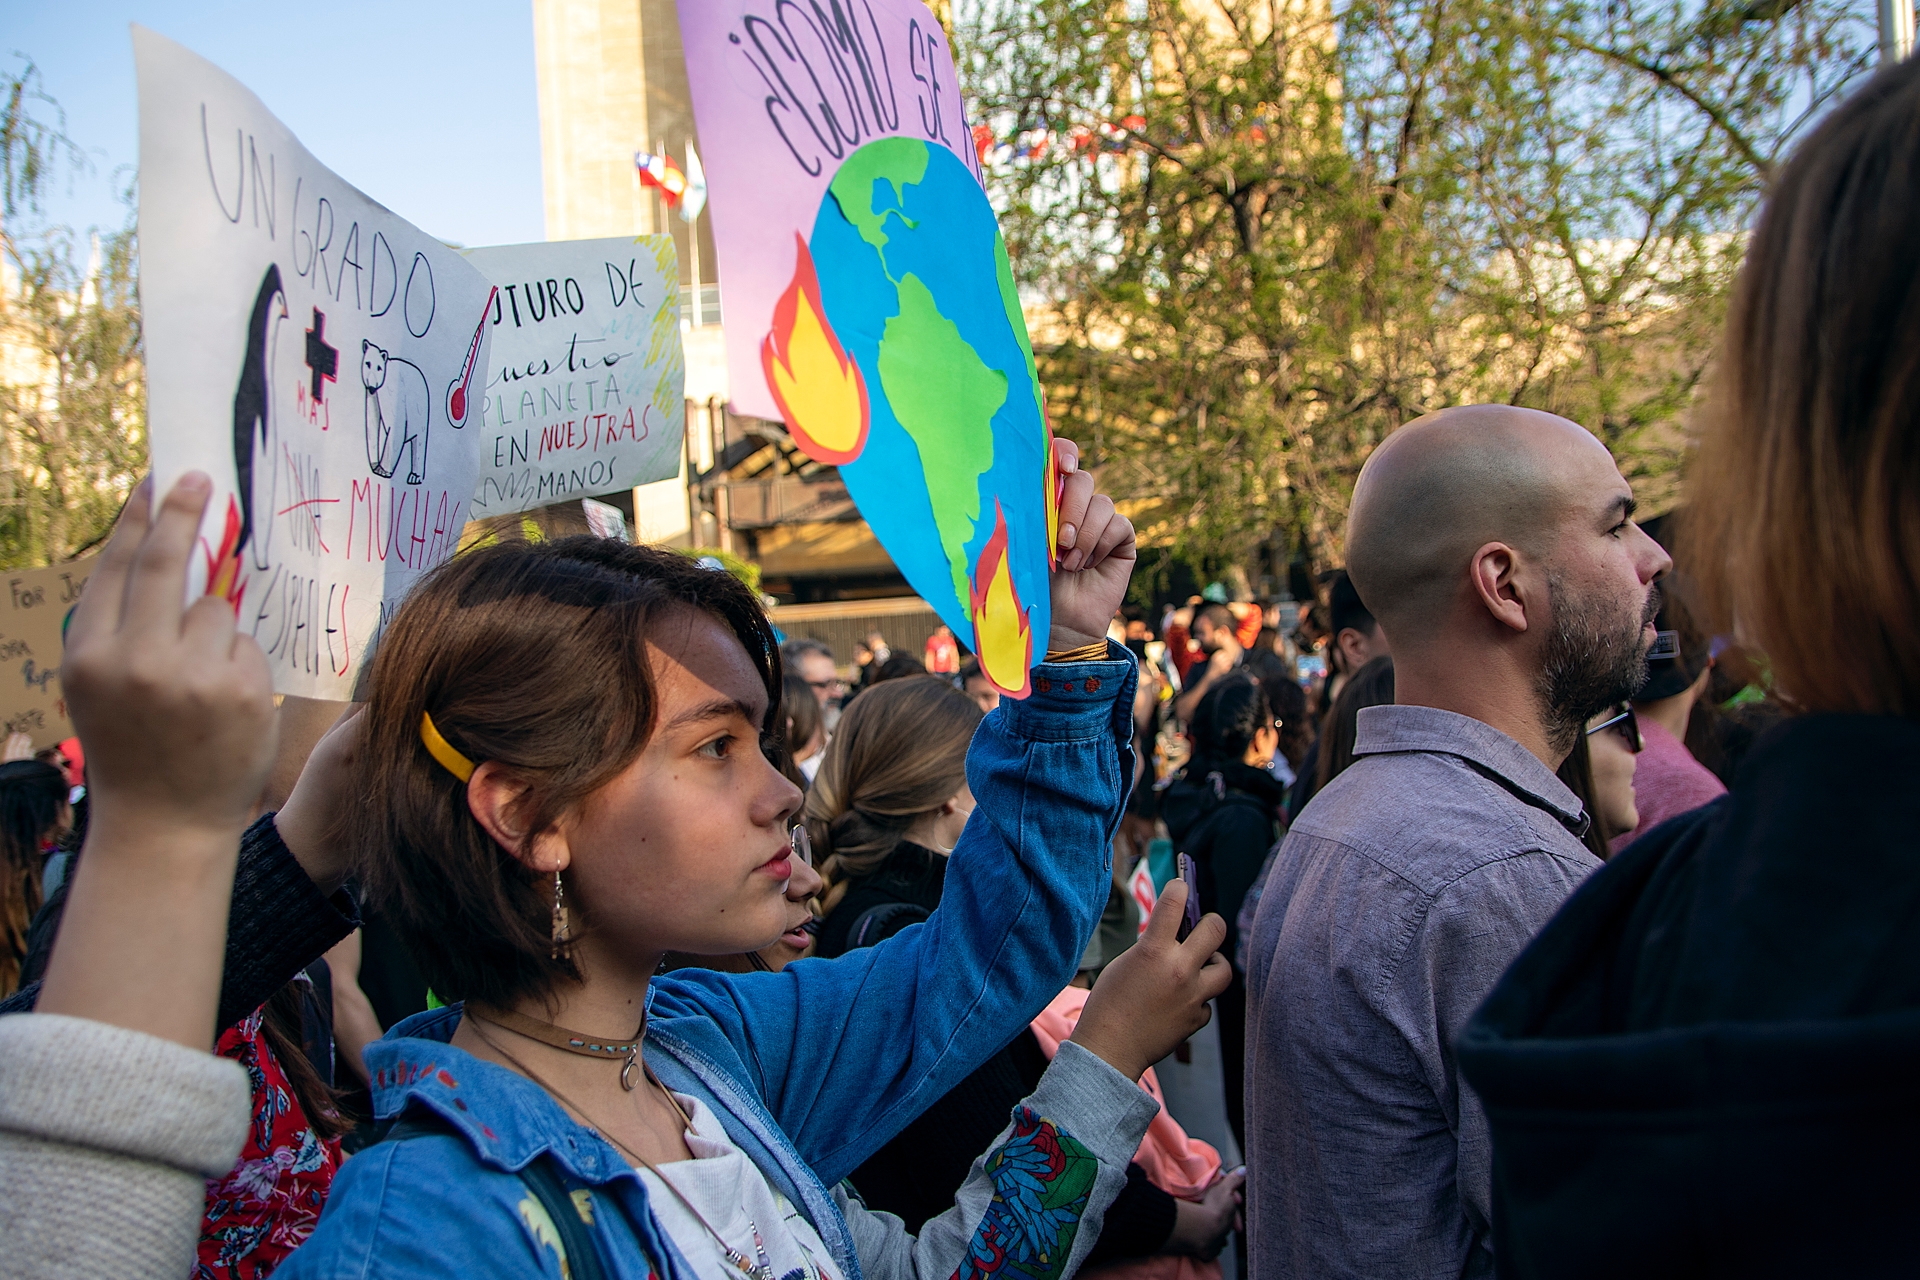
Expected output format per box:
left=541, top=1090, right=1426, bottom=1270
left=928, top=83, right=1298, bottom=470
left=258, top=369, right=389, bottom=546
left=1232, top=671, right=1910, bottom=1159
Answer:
left=835, top=1039, right=1160, bottom=1280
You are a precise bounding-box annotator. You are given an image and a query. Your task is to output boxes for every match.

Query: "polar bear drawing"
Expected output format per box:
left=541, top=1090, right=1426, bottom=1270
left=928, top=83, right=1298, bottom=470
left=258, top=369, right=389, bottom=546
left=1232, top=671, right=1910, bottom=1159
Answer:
left=361, top=339, right=433, bottom=485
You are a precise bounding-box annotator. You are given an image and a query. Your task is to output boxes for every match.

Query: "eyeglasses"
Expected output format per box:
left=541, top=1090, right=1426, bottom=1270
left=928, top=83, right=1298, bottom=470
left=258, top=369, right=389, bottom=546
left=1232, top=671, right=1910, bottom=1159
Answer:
left=1587, top=704, right=1643, bottom=753
left=806, top=678, right=845, bottom=693
left=788, top=824, right=813, bottom=867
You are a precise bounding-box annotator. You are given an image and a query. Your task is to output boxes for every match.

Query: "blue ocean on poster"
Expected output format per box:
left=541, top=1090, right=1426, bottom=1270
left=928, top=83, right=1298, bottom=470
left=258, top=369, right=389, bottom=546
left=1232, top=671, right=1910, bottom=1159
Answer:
left=806, top=138, right=1052, bottom=660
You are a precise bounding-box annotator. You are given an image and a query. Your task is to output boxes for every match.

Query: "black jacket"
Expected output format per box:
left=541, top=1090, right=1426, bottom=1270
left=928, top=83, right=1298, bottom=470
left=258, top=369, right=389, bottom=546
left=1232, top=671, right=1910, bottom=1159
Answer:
left=1458, top=714, right=1920, bottom=1278
left=1160, top=760, right=1286, bottom=971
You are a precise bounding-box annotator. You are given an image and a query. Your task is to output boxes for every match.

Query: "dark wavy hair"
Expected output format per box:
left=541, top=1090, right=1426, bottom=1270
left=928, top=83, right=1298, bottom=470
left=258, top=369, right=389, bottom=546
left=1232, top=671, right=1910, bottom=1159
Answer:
left=348, top=537, right=781, bottom=1010
left=1185, top=673, right=1272, bottom=771
left=1, top=760, right=66, bottom=996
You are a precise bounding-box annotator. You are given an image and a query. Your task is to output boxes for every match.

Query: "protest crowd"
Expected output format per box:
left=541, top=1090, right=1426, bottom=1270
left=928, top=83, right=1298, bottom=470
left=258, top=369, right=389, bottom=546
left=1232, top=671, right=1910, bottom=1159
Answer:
left=3, top=31, right=1920, bottom=1280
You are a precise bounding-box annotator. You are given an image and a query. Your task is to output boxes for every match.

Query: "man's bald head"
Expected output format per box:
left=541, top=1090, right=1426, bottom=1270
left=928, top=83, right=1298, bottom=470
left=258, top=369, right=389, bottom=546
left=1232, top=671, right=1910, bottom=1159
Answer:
left=1346, top=406, right=1618, bottom=638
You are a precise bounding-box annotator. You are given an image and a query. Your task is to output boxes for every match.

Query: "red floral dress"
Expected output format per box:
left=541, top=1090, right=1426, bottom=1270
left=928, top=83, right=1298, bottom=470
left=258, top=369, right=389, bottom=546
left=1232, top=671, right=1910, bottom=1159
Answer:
left=196, top=1009, right=342, bottom=1278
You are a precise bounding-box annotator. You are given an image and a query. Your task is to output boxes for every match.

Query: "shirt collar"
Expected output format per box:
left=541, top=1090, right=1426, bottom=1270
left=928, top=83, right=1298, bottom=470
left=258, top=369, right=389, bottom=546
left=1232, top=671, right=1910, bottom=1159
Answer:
left=1353, top=704, right=1589, bottom=835
left=369, top=1004, right=639, bottom=1183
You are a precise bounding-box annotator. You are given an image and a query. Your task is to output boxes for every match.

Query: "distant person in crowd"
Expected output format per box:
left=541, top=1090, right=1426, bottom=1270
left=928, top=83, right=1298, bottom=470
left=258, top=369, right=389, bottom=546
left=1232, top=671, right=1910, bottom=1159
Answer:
left=1556, top=704, right=1642, bottom=861
left=1288, top=570, right=1391, bottom=822
left=851, top=631, right=891, bottom=692
left=1245, top=652, right=1311, bottom=788
left=1173, top=603, right=1244, bottom=722
left=1245, top=403, right=1669, bottom=1280
left=1461, top=59, right=1920, bottom=1277
left=870, top=650, right=930, bottom=684
left=0, top=761, right=69, bottom=998
left=924, top=623, right=960, bottom=674
left=1160, top=673, right=1286, bottom=1151
left=782, top=636, right=845, bottom=718
left=956, top=658, right=1001, bottom=715
left=810, top=677, right=983, bottom=959
left=810, top=677, right=1244, bottom=1267
left=778, top=672, right=828, bottom=784
left=1603, top=514, right=1725, bottom=851
left=1235, top=655, right=1395, bottom=983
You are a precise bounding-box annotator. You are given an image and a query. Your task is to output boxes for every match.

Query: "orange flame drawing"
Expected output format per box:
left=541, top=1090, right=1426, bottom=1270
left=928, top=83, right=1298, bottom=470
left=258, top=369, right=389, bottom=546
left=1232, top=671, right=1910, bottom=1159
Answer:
left=762, top=233, right=870, bottom=465
left=203, top=495, right=248, bottom=613
left=970, top=500, right=1033, bottom=698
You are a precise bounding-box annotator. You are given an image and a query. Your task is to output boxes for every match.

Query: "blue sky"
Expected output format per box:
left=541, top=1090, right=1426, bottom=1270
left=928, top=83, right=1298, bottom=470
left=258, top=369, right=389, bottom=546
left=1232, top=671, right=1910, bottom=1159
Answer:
left=5, top=0, right=546, bottom=247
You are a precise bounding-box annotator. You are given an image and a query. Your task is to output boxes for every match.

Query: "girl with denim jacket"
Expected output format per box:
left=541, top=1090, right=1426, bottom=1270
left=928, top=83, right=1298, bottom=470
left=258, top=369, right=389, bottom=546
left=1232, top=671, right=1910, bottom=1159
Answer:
left=277, top=446, right=1170, bottom=1280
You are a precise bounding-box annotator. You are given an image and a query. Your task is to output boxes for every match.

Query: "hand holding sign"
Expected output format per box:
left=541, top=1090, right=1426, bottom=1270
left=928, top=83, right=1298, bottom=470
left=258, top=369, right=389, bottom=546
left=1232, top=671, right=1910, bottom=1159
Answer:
left=60, top=475, right=278, bottom=839
left=38, top=473, right=278, bottom=1051
left=1046, top=439, right=1136, bottom=654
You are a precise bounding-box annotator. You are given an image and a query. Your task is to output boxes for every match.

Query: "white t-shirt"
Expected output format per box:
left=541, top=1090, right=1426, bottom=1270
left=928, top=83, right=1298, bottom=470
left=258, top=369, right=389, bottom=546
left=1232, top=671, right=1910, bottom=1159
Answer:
left=636, top=1094, right=844, bottom=1280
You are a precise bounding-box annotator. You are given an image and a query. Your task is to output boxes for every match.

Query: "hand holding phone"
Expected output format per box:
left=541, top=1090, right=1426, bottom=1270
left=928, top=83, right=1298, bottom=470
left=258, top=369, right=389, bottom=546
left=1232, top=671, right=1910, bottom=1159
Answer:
left=1177, top=852, right=1202, bottom=941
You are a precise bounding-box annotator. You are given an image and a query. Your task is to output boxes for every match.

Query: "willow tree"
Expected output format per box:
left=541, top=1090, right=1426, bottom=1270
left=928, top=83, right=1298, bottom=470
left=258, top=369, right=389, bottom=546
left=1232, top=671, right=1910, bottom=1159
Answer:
left=1, top=58, right=146, bottom=570
left=955, top=0, right=1874, bottom=584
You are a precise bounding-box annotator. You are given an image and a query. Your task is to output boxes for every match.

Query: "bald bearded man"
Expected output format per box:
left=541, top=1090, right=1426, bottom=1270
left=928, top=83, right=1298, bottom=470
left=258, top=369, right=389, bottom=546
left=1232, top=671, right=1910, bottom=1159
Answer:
left=1243, top=406, right=1669, bottom=1280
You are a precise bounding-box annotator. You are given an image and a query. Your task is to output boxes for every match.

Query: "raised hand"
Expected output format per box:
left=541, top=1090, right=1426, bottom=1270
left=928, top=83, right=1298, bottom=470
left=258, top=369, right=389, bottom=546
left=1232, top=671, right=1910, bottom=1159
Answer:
left=1049, top=437, right=1137, bottom=653
left=36, top=474, right=278, bottom=1049
left=61, top=474, right=278, bottom=840
left=1069, top=876, right=1232, bottom=1082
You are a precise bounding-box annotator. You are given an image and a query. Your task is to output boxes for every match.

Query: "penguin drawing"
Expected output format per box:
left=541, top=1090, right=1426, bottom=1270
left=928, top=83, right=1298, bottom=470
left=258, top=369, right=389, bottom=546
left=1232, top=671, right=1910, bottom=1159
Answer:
left=233, top=264, right=289, bottom=571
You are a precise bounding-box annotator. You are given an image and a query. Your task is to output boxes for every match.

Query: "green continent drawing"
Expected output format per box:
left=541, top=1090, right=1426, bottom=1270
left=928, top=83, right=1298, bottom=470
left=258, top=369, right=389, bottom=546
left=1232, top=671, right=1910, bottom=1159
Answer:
left=829, top=137, right=931, bottom=257
left=829, top=136, right=1001, bottom=612
left=878, top=274, right=1004, bottom=609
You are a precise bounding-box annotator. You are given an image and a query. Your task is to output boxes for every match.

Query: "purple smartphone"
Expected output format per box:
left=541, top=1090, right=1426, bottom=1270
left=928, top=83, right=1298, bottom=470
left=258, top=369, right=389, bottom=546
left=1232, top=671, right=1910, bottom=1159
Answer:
left=1177, top=852, right=1201, bottom=941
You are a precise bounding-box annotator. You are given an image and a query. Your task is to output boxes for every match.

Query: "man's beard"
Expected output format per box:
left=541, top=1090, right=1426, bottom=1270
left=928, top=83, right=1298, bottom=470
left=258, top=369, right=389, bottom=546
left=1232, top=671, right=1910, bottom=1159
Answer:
left=1539, top=577, right=1661, bottom=755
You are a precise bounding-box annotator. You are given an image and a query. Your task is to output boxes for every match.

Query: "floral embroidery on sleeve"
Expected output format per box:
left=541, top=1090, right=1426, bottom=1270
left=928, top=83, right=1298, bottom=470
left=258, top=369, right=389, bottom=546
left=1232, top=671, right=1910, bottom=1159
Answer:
left=950, top=1106, right=1098, bottom=1280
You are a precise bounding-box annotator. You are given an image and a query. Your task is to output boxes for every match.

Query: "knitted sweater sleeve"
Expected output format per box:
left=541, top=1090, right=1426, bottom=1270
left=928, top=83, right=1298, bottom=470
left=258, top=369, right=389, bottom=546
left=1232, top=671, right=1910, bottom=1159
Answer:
left=0, top=1013, right=250, bottom=1280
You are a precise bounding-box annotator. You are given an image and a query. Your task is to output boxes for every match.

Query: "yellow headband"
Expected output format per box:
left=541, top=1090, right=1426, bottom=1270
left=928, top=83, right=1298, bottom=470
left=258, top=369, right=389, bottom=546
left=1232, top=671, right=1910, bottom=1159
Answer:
left=419, top=710, right=477, bottom=783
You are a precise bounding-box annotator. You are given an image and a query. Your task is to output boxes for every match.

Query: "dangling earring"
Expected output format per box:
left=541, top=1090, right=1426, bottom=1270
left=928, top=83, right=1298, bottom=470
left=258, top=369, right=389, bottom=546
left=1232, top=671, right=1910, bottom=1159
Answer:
left=551, top=868, right=573, bottom=961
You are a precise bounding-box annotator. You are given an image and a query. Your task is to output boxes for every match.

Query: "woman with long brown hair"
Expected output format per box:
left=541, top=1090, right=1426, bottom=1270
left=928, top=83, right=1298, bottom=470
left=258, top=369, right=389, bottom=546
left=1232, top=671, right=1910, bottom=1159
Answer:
left=0, top=760, right=70, bottom=997
left=1461, top=54, right=1920, bottom=1278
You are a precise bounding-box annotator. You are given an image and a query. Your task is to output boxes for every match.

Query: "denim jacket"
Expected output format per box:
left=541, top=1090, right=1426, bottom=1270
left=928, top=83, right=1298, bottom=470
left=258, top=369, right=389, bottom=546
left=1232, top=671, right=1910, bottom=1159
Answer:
left=277, top=648, right=1137, bottom=1280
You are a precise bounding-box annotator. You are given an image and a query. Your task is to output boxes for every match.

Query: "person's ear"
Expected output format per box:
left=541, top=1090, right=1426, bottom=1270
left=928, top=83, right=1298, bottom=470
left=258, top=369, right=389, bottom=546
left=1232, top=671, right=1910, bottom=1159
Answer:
left=466, top=760, right=570, bottom=874
left=1469, top=541, right=1532, bottom=634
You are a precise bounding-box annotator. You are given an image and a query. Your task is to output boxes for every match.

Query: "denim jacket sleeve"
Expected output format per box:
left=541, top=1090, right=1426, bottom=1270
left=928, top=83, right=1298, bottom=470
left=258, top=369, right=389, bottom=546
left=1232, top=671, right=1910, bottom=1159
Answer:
left=652, top=645, right=1137, bottom=1185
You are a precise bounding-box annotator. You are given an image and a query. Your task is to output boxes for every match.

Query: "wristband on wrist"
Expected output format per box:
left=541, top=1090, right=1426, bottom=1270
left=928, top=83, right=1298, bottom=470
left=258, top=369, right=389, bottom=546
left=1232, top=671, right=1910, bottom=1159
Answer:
left=1043, top=640, right=1112, bottom=664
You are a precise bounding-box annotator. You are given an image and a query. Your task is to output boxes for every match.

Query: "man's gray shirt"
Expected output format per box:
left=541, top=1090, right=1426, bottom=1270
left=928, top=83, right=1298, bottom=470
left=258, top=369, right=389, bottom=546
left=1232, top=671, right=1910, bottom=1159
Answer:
left=1244, top=705, right=1602, bottom=1280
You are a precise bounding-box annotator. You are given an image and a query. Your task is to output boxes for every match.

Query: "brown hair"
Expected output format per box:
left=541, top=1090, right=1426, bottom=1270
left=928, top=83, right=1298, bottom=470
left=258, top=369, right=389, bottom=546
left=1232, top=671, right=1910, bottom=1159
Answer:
left=1315, top=655, right=1397, bottom=793
left=1553, top=733, right=1617, bottom=861
left=1684, top=56, right=1920, bottom=717
left=0, top=761, right=64, bottom=997
left=349, top=537, right=780, bottom=1010
left=804, top=676, right=982, bottom=914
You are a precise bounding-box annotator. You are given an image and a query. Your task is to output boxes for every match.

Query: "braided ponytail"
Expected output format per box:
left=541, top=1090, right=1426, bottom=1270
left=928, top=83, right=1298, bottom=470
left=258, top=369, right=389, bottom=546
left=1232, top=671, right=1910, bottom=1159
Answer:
left=803, top=676, right=982, bottom=914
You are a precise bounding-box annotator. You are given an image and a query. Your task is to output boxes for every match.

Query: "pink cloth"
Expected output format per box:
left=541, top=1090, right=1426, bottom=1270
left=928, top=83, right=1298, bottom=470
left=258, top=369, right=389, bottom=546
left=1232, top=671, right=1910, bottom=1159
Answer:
left=1611, top=717, right=1727, bottom=855
left=1030, top=987, right=1223, bottom=1280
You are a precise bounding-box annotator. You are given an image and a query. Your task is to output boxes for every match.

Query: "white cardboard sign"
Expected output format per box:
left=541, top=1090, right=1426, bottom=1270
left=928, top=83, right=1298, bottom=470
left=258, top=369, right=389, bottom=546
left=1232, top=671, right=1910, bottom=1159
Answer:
left=136, top=26, right=497, bottom=698
left=460, top=237, right=685, bottom=517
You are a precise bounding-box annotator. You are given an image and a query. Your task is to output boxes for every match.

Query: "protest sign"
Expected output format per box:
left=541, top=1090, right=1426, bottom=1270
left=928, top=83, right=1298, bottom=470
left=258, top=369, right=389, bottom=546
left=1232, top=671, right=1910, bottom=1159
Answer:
left=581, top=498, right=631, bottom=543
left=677, top=0, right=1057, bottom=696
left=461, top=237, right=685, bottom=517
left=1, top=557, right=95, bottom=752
left=135, top=26, right=497, bottom=699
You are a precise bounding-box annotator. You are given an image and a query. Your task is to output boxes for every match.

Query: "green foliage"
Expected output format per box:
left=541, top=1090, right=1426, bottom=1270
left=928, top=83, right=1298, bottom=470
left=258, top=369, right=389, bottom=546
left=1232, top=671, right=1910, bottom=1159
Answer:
left=956, top=0, right=1875, bottom=578
left=1, top=56, right=146, bottom=570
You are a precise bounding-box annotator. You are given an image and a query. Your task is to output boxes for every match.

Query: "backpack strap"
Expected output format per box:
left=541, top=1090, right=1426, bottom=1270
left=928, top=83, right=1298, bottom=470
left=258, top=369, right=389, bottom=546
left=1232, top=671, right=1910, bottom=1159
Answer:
left=382, top=1111, right=611, bottom=1280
